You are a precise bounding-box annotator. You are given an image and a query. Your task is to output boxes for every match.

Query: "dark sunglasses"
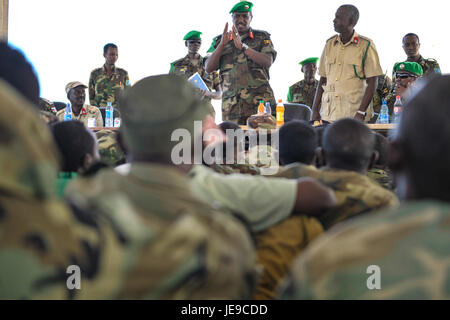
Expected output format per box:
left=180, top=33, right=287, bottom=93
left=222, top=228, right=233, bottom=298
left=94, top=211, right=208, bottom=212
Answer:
left=395, top=73, right=417, bottom=79
left=187, top=40, right=201, bottom=44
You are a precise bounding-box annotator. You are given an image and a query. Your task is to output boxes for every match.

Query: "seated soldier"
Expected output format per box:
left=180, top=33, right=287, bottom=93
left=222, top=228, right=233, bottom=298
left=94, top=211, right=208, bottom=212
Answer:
left=386, top=61, right=423, bottom=118
left=275, top=118, right=399, bottom=229
left=49, top=120, right=100, bottom=197
left=208, top=121, right=260, bottom=175
left=252, top=119, right=399, bottom=299
left=280, top=75, right=450, bottom=300
left=367, top=133, right=393, bottom=190
left=66, top=74, right=259, bottom=299
left=56, top=81, right=104, bottom=127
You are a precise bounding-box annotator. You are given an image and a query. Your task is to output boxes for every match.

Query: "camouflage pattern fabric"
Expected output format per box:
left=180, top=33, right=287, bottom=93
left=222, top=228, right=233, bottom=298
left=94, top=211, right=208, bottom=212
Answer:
left=287, top=79, right=319, bottom=107
left=39, top=110, right=58, bottom=124
left=169, top=54, right=219, bottom=116
left=209, top=28, right=277, bottom=124
left=89, top=65, right=129, bottom=108
left=274, top=163, right=399, bottom=229
left=0, top=80, right=116, bottom=299
left=39, top=97, right=57, bottom=114
left=279, top=201, right=450, bottom=299
left=0, top=80, right=256, bottom=299
left=65, top=163, right=257, bottom=299
left=253, top=215, right=323, bottom=300
left=367, top=168, right=393, bottom=190
left=95, top=129, right=125, bottom=166
left=370, top=76, right=391, bottom=123
left=210, top=163, right=260, bottom=175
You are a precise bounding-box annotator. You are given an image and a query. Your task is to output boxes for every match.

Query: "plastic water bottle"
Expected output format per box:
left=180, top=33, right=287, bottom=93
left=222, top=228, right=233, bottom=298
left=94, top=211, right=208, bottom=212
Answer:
left=378, top=99, right=389, bottom=124
left=64, top=103, right=72, bottom=121
left=264, top=102, right=272, bottom=114
left=393, top=95, right=403, bottom=124
left=105, top=101, right=114, bottom=127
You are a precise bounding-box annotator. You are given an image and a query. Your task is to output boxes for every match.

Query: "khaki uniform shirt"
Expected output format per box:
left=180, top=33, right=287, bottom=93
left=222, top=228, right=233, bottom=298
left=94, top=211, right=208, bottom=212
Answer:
left=56, top=104, right=104, bottom=127
left=188, top=165, right=297, bottom=233
left=318, top=31, right=383, bottom=122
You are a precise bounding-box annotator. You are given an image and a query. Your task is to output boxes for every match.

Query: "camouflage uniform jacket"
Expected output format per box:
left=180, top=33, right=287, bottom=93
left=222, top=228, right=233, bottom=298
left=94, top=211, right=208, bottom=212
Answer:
left=89, top=64, right=129, bottom=108
left=169, top=54, right=220, bottom=100
left=253, top=215, right=323, bottom=300
left=367, top=167, right=393, bottom=190
left=279, top=200, right=450, bottom=299
left=96, top=129, right=125, bottom=166
left=209, top=163, right=260, bottom=175
left=208, top=28, right=277, bottom=122
left=56, top=104, right=104, bottom=127
left=0, top=80, right=138, bottom=299
left=65, top=163, right=257, bottom=299
left=274, top=163, right=399, bottom=229
left=287, top=79, right=319, bottom=107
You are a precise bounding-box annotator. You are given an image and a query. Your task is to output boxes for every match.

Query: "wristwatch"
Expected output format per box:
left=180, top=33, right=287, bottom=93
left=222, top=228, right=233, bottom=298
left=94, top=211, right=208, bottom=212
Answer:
left=242, top=43, right=249, bottom=52
left=356, top=110, right=367, bottom=116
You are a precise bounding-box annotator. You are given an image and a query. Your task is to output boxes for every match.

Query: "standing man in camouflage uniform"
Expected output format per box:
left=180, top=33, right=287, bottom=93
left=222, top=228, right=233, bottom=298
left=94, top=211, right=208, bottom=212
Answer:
left=169, top=30, right=222, bottom=116
left=279, top=76, right=450, bottom=300
left=399, top=33, right=441, bottom=78
left=312, top=5, right=383, bottom=122
left=287, top=57, right=319, bottom=107
left=89, top=43, right=129, bottom=109
left=205, top=1, right=277, bottom=125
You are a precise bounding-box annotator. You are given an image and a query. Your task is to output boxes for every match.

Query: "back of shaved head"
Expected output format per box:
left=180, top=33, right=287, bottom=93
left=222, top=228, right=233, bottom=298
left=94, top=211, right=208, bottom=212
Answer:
left=323, top=118, right=375, bottom=172
left=395, top=75, right=450, bottom=201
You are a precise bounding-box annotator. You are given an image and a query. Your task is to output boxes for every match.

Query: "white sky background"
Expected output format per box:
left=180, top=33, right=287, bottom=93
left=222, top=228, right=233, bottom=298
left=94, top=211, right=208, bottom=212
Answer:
left=9, top=0, right=448, bottom=122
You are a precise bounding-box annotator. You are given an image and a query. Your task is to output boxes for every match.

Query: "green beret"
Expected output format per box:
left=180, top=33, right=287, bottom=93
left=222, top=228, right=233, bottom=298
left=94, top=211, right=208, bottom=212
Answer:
left=183, top=30, right=202, bottom=41
left=299, top=57, right=319, bottom=67
left=118, top=75, right=210, bottom=157
left=229, top=1, right=253, bottom=13
left=393, top=61, right=423, bottom=77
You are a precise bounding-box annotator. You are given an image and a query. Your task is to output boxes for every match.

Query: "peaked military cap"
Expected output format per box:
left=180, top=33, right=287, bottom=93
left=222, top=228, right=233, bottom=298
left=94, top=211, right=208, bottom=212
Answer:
left=229, top=1, right=253, bottom=13
left=299, top=57, right=319, bottom=67
left=393, top=61, right=423, bottom=77
left=183, top=30, right=202, bottom=41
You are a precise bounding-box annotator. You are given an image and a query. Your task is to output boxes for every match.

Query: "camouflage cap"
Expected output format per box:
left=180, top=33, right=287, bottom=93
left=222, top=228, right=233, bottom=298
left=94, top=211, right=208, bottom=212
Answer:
left=393, top=61, right=423, bottom=77
left=229, top=1, right=253, bottom=13
left=299, top=57, right=319, bottom=67
left=96, top=129, right=125, bottom=166
left=118, top=74, right=210, bottom=157
left=183, top=30, right=202, bottom=41
left=65, top=81, right=87, bottom=94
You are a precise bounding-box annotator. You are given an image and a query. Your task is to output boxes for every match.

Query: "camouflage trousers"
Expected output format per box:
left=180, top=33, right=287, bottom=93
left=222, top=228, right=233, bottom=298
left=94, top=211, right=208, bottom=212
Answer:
left=222, top=86, right=276, bottom=125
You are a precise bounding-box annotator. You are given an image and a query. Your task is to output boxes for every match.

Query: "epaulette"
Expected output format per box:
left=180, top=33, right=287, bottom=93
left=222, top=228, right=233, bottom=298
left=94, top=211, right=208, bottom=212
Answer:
left=426, top=58, right=438, bottom=63
left=326, top=34, right=338, bottom=43
left=171, top=57, right=185, bottom=66
left=251, top=29, right=271, bottom=37
left=358, top=35, right=372, bottom=44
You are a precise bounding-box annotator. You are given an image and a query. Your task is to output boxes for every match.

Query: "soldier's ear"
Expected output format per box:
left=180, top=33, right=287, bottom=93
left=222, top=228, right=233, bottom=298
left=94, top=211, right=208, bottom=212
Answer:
left=185, top=41, right=188, bottom=47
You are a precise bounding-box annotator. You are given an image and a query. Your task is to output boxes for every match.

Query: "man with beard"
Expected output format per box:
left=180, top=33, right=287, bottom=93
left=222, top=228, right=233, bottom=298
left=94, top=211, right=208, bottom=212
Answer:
left=312, top=4, right=383, bottom=122
left=287, top=57, right=319, bottom=108
left=205, top=1, right=277, bottom=124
